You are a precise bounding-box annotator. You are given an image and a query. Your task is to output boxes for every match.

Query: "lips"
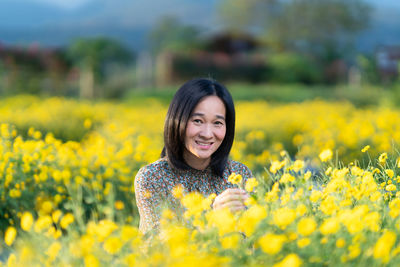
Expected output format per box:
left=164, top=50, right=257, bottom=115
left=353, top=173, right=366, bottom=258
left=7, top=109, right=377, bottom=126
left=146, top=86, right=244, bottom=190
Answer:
left=195, top=140, right=213, bottom=149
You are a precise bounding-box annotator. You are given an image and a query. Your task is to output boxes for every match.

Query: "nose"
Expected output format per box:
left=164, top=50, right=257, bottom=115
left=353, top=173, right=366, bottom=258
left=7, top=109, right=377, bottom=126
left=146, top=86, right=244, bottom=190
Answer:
left=199, top=124, right=213, bottom=139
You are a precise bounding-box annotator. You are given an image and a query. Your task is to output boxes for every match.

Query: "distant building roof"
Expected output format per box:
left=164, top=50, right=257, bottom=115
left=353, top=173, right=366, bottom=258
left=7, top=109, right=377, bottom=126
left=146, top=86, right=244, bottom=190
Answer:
left=376, top=45, right=400, bottom=75
left=205, top=32, right=259, bottom=55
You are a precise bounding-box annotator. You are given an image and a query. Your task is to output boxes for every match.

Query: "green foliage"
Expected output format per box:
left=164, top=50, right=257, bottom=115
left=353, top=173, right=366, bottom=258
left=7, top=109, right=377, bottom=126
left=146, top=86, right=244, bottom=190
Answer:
left=267, top=52, right=322, bottom=84
left=357, top=55, right=381, bottom=84
left=0, top=95, right=102, bottom=142
left=67, top=37, right=133, bottom=70
left=67, top=37, right=134, bottom=98
left=218, top=0, right=371, bottom=58
left=148, top=16, right=203, bottom=54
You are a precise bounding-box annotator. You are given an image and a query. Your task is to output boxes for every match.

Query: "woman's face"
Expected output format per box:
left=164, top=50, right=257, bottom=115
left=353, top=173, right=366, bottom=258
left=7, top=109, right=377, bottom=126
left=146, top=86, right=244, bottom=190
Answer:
left=183, top=95, right=226, bottom=170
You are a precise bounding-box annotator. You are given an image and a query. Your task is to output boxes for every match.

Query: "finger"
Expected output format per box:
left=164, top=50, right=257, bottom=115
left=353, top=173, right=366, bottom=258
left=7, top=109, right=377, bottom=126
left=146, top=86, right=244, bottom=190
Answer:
left=231, top=207, right=245, bottom=213
left=221, top=190, right=248, bottom=201
left=221, top=188, right=246, bottom=196
left=219, top=195, right=242, bottom=205
left=221, top=201, right=246, bottom=210
left=222, top=193, right=249, bottom=203
left=229, top=205, right=247, bottom=213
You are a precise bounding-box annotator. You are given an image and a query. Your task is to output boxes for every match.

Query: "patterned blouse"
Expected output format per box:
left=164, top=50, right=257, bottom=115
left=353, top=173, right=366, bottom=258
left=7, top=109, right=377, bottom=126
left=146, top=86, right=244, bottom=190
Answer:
left=134, top=157, right=253, bottom=233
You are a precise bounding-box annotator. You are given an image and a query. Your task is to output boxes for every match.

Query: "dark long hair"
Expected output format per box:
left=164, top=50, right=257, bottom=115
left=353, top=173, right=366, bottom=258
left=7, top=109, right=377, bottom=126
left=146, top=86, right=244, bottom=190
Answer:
left=161, top=78, right=235, bottom=177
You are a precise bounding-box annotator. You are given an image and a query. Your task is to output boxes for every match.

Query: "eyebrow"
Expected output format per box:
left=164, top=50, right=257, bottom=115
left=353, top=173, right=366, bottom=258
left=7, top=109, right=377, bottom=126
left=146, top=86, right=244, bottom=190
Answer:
left=191, top=112, right=225, bottom=120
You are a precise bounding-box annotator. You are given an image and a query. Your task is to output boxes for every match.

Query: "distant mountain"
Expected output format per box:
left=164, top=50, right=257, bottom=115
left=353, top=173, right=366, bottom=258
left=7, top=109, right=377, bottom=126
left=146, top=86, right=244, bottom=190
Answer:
left=357, top=5, right=400, bottom=52
left=0, top=0, right=217, bottom=51
left=0, top=0, right=399, bottom=53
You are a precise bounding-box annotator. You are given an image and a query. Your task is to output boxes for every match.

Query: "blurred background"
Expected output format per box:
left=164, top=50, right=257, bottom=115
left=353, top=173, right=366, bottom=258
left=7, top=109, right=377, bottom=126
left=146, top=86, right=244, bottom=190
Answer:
left=0, top=0, right=399, bottom=104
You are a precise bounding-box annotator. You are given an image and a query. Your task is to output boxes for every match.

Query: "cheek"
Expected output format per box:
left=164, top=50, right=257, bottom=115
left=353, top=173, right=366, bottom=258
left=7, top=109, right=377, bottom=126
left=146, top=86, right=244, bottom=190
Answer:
left=216, top=127, right=226, bottom=141
left=184, top=124, right=197, bottom=142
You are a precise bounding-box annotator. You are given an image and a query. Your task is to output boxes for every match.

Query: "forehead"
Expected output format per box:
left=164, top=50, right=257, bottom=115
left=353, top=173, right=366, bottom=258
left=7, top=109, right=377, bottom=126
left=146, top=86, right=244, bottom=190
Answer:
left=192, top=96, right=226, bottom=115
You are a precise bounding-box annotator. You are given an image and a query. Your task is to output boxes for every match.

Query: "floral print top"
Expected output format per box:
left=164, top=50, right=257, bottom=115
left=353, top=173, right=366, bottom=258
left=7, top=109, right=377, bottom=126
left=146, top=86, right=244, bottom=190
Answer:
left=134, top=157, right=253, bottom=233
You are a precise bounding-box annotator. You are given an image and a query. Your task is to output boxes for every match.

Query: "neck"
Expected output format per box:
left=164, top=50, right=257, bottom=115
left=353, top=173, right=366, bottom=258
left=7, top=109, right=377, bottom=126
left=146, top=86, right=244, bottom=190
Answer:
left=183, top=150, right=210, bottom=170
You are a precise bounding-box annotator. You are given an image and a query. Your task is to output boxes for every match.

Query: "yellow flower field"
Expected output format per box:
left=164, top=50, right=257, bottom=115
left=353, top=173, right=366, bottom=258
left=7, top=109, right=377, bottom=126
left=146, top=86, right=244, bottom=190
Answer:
left=2, top=95, right=400, bottom=266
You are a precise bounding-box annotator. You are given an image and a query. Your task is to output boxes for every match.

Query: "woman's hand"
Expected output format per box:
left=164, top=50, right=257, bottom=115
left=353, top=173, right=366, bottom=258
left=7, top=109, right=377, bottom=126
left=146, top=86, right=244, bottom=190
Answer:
left=212, top=188, right=249, bottom=213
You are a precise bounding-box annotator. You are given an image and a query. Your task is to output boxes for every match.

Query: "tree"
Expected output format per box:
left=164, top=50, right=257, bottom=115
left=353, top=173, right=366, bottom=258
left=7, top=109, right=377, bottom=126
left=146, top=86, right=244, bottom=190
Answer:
left=67, top=37, right=133, bottom=98
left=218, top=0, right=372, bottom=60
left=148, top=16, right=202, bottom=54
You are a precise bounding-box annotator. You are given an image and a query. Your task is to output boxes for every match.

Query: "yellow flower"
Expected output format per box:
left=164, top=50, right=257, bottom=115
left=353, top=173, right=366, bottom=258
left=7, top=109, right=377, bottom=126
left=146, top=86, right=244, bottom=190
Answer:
left=273, top=253, right=302, bottom=267
left=379, top=153, right=388, bottom=164
left=297, top=217, right=316, bottom=236
left=228, top=172, right=243, bottom=186
left=320, top=195, right=338, bottom=215
left=389, top=199, right=400, bottom=218
left=385, top=169, right=395, bottom=178
left=319, top=149, right=333, bottom=162
left=88, top=220, right=118, bottom=242
left=114, top=201, right=125, bottom=210
left=320, top=217, right=340, bottom=235
left=361, top=145, right=370, bottom=152
left=292, top=160, right=305, bottom=172
left=34, top=215, right=53, bottom=232
left=161, top=225, right=190, bottom=256
left=84, top=118, right=92, bottom=129
left=172, top=184, right=184, bottom=199
left=124, top=254, right=136, bottom=266
left=273, top=207, right=296, bottom=230
left=372, top=168, right=381, bottom=174
left=351, top=166, right=364, bottom=176
left=206, top=208, right=236, bottom=236
left=84, top=254, right=100, bottom=267
left=181, top=192, right=208, bottom=217
left=325, top=167, right=333, bottom=176
left=104, top=237, right=123, bottom=254
left=386, top=184, right=397, bottom=191
left=270, top=160, right=286, bottom=174
left=52, top=210, right=62, bottom=223
left=46, top=241, right=62, bottom=262
left=304, top=171, right=312, bottom=180
left=373, top=230, right=396, bottom=263
left=310, top=190, right=323, bottom=203
left=21, top=212, right=34, bottom=231
left=237, top=204, right=267, bottom=236
left=40, top=201, right=53, bottom=217
left=336, top=238, right=346, bottom=248
left=280, top=173, right=295, bottom=183
left=258, top=233, right=286, bottom=255
left=245, top=178, right=259, bottom=192
left=321, top=237, right=328, bottom=244
left=7, top=253, right=16, bottom=266
left=220, top=234, right=241, bottom=250
left=60, top=213, right=75, bottom=229
left=297, top=238, right=310, bottom=248
left=5, top=226, right=17, bottom=246
left=296, top=204, right=307, bottom=216
left=121, top=226, right=140, bottom=242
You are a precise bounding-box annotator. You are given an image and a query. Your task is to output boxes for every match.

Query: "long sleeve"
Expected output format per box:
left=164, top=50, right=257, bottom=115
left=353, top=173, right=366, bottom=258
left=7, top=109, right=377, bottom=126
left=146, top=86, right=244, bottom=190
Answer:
left=134, top=167, right=162, bottom=234
left=228, top=160, right=254, bottom=186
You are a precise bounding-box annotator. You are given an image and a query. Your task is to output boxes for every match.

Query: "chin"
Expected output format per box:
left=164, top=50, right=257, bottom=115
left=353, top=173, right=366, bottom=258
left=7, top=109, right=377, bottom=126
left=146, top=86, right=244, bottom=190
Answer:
left=194, top=152, right=213, bottom=160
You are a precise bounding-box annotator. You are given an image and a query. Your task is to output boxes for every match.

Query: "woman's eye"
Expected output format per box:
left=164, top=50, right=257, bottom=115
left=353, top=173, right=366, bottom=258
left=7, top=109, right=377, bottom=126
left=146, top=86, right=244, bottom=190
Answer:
left=215, top=121, right=224, bottom=125
left=193, top=119, right=202, bottom=124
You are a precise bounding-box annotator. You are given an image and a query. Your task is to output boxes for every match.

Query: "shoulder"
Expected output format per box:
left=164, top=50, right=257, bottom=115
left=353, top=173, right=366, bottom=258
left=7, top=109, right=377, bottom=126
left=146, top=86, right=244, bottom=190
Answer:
left=226, top=159, right=253, bottom=178
left=135, top=158, right=171, bottom=187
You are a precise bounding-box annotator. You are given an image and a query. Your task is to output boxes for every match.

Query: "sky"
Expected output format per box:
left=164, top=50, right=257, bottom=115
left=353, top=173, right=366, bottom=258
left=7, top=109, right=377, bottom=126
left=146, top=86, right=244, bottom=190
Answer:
left=17, top=0, right=400, bottom=11
left=0, top=0, right=217, bottom=28
left=22, top=0, right=92, bottom=9
left=2, top=0, right=399, bottom=28
left=0, top=0, right=399, bottom=52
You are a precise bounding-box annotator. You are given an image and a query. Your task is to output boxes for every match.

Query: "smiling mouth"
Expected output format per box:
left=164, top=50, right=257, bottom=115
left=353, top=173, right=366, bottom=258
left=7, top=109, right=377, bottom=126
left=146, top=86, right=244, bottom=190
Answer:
left=195, top=141, right=213, bottom=148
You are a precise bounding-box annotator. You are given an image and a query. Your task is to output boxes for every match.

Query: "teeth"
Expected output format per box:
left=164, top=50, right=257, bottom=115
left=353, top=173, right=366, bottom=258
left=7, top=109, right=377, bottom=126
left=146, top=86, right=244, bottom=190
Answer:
left=196, top=141, right=211, bottom=145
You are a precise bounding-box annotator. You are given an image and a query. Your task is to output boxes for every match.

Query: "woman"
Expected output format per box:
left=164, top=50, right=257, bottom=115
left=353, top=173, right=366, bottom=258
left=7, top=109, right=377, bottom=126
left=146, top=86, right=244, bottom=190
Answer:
left=135, top=78, right=253, bottom=233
